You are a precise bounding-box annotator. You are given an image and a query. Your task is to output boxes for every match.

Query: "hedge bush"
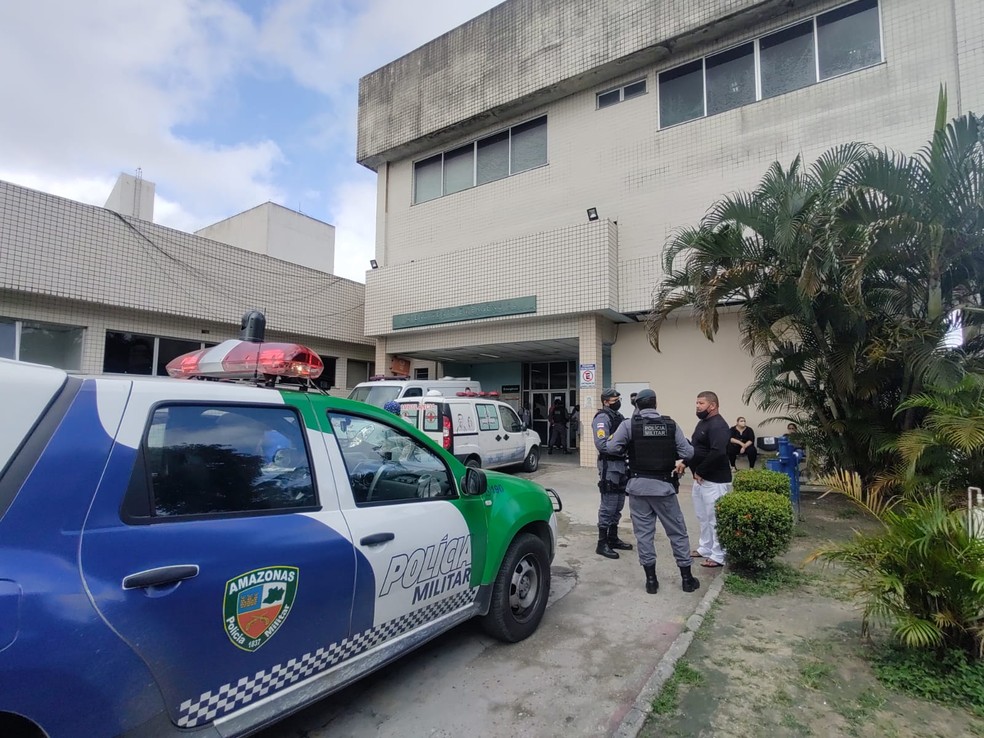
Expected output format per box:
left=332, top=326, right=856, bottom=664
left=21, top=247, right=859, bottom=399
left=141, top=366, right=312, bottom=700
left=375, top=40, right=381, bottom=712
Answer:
left=732, top=468, right=790, bottom=497
left=716, top=490, right=794, bottom=571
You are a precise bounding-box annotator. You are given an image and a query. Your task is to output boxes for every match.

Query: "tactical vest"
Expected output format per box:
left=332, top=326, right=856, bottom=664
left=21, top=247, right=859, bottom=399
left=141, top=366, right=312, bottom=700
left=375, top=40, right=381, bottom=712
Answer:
left=627, top=414, right=678, bottom=475
left=550, top=405, right=568, bottom=423
left=594, top=407, right=625, bottom=461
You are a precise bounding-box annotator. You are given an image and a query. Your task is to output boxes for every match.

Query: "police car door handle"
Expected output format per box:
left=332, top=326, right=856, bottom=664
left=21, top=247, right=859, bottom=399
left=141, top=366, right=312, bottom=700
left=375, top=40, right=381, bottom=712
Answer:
left=122, top=564, right=200, bottom=590
left=360, top=532, right=395, bottom=546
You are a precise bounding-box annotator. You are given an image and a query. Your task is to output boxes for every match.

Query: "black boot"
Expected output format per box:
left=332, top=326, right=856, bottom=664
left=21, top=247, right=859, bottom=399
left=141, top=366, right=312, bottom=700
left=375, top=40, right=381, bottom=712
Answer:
left=680, top=565, right=700, bottom=593
left=644, top=564, right=659, bottom=594
left=608, top=524, right=634, bottom=550
left=596, top=526, right=619, bottom=559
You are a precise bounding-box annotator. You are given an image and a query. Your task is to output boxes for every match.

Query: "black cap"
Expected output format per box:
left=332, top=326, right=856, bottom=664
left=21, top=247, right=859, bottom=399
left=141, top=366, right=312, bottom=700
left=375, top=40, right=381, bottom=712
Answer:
left=635, top=388, right=657, bottom=406
left=601, top=388, right=620, bottom=401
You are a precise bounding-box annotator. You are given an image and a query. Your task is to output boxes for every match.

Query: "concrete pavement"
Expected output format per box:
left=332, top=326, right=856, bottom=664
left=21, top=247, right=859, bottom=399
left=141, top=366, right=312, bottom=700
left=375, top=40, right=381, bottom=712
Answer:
left=263, top=461, right=725, bottom=738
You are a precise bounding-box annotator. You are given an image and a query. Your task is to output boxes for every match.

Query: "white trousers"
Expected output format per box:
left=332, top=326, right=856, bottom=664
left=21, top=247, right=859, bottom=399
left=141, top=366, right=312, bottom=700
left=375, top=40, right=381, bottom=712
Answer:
left=692, top=479, right=732, bottom=564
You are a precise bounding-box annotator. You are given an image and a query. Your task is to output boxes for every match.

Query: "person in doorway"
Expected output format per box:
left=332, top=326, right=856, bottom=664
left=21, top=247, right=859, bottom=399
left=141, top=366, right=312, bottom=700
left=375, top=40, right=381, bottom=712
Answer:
left=679, top=391, right=732, bottom=568
left=518, top=405, right=532, bottom=428
left=570, top=404, right=580, bottom=449
left=547, top=397, right=570, bottom=454
left=592, top=390, right=633, bottom=559
left=605, top=389, right=700, bottom=594
left=727, top=416, right=757, bottom=470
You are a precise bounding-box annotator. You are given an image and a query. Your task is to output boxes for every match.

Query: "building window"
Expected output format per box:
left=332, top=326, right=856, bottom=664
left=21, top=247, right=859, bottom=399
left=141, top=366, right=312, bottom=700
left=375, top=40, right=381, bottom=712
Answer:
left=0, top=318, right=84, bottom=370
left=817, top=0, right=881, bottom=80
left=104, top=331, right=214, bottom=376
left=347, top=359, right=372, bottom=386
left=658, top=60, right=704, bottom=127
left=314, top=356, right=337, bottom=391
left=705, top=43, right=756, bottom=116
left=657, top=0, right=882, bottom=128
left=412, top=116, right=548, bottom=204
left=760, top=20, right=816, bottom=99
left=414, top=367, right=429, bottom=380
left=596, top=78, right=648, bottom=109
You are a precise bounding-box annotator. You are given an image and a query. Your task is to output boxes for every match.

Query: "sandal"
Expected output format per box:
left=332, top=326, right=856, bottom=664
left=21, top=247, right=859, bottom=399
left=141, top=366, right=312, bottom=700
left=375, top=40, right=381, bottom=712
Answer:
left=700, top=560, right=724, bottom=568
left=690, top=550, right=704, bottom=558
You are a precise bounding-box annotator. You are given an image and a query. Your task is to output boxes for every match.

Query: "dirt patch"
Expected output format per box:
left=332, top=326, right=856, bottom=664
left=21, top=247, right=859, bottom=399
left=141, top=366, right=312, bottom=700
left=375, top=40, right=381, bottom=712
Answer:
left=640, top=491, right=984, bottom=738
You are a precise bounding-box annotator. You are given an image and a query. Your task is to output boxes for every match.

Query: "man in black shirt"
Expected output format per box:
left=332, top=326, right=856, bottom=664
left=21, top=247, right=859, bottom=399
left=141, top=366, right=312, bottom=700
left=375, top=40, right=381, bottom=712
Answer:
left=678, top=390, right=732, bottom=567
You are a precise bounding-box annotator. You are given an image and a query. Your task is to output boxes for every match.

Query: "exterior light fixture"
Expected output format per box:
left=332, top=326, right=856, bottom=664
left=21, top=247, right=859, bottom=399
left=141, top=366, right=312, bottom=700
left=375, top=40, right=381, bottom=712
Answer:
left=370, top=259, right=378, bottom=269
left=586, top=207, right=599, bottom=221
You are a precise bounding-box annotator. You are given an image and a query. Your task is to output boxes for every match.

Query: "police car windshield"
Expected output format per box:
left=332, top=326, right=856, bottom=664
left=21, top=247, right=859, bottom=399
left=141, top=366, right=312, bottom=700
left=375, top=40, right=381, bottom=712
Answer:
left=348, top=385, right=401, bottom=407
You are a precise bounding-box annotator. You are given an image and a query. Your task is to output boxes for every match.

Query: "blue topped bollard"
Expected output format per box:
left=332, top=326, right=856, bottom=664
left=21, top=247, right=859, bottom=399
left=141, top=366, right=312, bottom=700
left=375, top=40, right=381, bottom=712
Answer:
left=765, top=435, right=801, bottom=520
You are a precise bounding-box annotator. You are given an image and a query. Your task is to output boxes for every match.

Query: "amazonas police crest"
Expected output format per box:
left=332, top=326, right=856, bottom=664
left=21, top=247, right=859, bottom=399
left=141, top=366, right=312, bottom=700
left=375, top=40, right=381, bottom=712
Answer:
left=224, top=566, right=298, bottom=652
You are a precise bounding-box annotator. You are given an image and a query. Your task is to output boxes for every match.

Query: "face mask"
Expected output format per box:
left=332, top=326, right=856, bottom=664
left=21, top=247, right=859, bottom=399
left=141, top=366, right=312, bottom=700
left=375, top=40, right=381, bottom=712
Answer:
left=610, top=400, right=621, bottom=412
left=696, top=409, right=710, bottom=420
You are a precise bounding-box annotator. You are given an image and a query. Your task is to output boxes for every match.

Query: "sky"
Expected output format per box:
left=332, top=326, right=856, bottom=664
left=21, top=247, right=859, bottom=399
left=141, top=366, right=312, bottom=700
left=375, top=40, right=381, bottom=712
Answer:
left=0, top=0, right=502, bottom=283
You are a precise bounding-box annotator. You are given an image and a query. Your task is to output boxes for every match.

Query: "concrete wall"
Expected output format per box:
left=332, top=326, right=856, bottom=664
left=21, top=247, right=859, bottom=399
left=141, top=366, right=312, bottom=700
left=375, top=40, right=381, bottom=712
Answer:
left=611, top=317, right=788, bottom=439
left=196, top=202, right=336, bottom=274
left=369, top=0, right=972, bottom=317
left=357, top=0, right=808, bottom=168
left=104, top=172, right=155, bottom=221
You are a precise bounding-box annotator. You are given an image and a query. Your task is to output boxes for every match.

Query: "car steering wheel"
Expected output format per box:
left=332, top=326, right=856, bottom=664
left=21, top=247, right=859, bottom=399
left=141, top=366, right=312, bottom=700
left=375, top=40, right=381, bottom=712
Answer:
left=364, top=464, right=388, bottom=502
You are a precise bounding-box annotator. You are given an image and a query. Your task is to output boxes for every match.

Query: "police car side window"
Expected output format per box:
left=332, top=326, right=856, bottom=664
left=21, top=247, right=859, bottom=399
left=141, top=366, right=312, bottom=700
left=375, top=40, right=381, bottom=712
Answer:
left=131, top=404, right=317, bottom=520
left=326, top=412, right=455, bottom=506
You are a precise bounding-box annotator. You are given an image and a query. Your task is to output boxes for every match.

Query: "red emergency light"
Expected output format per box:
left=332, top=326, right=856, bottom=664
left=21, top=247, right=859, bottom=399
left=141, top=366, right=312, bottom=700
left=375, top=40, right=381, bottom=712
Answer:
left=166, top=340, right=324, bottom=380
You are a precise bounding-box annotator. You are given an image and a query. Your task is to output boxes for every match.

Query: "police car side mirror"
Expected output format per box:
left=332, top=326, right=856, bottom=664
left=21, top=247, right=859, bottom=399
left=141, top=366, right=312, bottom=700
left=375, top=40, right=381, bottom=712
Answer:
left=462, top=467, right=488, bottom=496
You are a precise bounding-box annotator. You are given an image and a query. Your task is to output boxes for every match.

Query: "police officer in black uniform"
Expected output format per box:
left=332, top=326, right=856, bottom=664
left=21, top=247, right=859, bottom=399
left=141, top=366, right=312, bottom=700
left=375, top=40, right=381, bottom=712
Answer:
left=592, top=388, right=633, bottom=558
left=606, top=388, right=700, bottom=594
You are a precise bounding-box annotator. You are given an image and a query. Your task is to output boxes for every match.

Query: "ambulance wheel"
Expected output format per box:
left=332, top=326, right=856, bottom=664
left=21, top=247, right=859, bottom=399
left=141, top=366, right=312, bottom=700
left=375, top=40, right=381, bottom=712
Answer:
left=481, top=533, right=550, bottom=642
left=522, top=446, right=540, bottom=472
left=465, top=457, right=482, bottom=469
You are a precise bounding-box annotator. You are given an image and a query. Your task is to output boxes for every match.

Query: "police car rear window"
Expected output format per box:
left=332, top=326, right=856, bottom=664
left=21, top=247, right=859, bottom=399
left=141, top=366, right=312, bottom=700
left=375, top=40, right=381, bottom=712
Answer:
left=125, top=404, right=317, bottom=520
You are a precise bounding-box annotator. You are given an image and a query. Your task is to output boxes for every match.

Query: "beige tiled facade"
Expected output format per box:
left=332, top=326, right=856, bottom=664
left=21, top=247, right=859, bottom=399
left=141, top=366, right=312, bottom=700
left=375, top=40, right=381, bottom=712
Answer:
left=0, top=180, right=374, bottom=390
left=358, top=0, right=983, bottom=466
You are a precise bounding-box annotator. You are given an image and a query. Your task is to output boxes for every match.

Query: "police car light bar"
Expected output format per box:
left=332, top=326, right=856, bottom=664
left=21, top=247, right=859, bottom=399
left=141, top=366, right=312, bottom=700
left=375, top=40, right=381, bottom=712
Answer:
left=166, top=339, right=324, bottom=380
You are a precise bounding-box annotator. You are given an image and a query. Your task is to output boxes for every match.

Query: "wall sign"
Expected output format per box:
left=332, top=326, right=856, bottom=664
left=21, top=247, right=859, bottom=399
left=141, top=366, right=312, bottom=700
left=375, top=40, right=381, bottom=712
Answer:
left=579, top=363, right=596, bottom=387
left=393, top=296, right=536, bottom=330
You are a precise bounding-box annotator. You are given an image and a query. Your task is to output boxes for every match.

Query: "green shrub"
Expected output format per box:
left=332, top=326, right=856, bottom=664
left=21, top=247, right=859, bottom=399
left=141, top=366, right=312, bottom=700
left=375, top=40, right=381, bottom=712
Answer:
left=716, top=490, right=794, bottom=571
left=812, top=492, right=984, bottom=657
left=733, top=468, right=790, bottom=496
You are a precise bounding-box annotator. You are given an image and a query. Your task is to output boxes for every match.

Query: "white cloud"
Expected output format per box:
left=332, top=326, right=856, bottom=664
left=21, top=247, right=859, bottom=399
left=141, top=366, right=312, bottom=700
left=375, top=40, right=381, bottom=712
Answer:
left=0, top=0, right=502, bottom=278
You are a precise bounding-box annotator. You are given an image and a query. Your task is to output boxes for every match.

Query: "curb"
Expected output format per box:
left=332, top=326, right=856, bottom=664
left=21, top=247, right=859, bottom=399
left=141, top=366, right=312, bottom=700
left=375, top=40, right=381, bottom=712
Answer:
left=611, top=573, right=727, bottom=738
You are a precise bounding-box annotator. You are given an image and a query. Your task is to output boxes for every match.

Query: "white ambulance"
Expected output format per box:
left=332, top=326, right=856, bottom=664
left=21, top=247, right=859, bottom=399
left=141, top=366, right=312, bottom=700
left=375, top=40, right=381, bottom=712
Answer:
left=398, top=392, right=541, bottom=472
left=348, top=376, right=481, bottom=407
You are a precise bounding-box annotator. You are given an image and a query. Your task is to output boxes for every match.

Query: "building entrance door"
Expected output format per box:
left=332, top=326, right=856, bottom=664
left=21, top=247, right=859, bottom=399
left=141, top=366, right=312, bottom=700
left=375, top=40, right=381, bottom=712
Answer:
left=524, top=361, right=577, bottom=448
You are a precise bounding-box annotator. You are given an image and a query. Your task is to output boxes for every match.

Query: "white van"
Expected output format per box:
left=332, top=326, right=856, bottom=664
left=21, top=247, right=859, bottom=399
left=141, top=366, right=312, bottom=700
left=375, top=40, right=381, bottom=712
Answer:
left=397, top=393, right=541, bottom=472
left=347, top=376, right=481, bottom=407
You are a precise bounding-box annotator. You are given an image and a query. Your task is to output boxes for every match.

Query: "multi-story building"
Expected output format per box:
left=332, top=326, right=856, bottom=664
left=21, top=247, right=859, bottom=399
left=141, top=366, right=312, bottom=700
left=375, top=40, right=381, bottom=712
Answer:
left=0, top=175, right=374, bottom=390
left=357, top=0, right=983, bottom=462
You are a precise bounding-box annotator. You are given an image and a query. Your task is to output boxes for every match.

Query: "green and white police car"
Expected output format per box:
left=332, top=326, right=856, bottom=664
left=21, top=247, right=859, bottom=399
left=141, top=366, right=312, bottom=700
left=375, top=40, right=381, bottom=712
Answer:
left=0, top=331, right=561, bottom=738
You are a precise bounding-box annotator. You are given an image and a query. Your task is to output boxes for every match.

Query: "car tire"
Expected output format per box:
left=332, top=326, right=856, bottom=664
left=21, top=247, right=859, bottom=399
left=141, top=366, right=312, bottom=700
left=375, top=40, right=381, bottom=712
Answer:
left=480, top=532, right=550, bottom=643
left=465, top=457, right=482, bottom=469
left=522, top=446, right=540, bottom=472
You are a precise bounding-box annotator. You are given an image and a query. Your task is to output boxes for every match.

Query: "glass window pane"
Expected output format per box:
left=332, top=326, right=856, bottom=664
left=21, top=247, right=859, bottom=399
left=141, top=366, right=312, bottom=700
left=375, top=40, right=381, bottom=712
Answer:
left=476, top=131, right=509, bottom=185
left=760, top=21, right=816, bottom=99
left=443, top=143, right=474, bottom=195
left=659, top=60, right=704, bottom=128
left=0, top=319, right=15, bottom=359
left=104, top=331, right=154, bottom=374
left=327, top=413, right=453, bottom=505
left=623, top=79, right=647, bottom=100
left=19, top=321, right=83, bottom=370
left=156, top=337, right=202, bottom=376
left=314, top=356, right=336, bottom=391
left=510, top=117, right=547, bottom=173
left=148, top=405, right=316, bottom=517
left=499, top=406, right=522, bottom=433
left=706, top=43, right=756, bottom=115
left=817, top=0, right=881, bottom=80
left=413, top=155, right=443, bottom=204
left=530, top=363, right=548, bottom=390
left=549, top=361, right=567, bottom=389
left=477, top=404, right=500, bottom=431
left=597, top=89, right=620, bottom=108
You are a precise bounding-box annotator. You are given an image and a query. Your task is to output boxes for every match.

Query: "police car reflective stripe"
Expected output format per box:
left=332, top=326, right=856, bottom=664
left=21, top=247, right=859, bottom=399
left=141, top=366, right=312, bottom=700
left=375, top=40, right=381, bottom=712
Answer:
left=177, top=588, right=478, bottom=727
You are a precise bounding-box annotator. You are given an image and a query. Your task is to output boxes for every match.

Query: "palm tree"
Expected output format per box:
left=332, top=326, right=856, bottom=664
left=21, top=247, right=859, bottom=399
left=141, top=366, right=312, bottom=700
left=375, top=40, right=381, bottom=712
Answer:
left=649, top=93, right=984, bottom=485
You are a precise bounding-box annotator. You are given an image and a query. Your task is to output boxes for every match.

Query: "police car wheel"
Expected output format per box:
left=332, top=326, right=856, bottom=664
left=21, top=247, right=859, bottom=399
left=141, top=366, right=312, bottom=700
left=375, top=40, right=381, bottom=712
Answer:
left=522, top=446, right=540, bottom=472
left=480, top=533, right=550, bottom=643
